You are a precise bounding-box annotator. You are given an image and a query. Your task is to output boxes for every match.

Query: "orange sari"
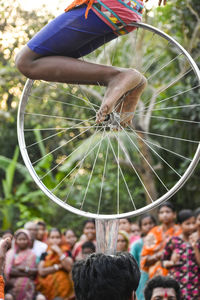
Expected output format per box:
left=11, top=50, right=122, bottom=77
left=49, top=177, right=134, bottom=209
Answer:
left=37, top=245, right=74, bottom=300
left=141, top=225, right=181, bottom=278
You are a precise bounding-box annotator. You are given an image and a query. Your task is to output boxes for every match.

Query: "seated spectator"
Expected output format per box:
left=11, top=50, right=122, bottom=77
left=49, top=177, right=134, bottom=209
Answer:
left=64, top=229, right=77, bottom=252
left=36, top=221, right=48, bottom=244
left=0, top=238, right=12, bottom=299
left=116, top=230, right=129, bottom=252
left=5, top=229, right=37, bottom=300
left=72, top=252, right=140, bottom=300
left=82, top=241, right=96, bottom=259
left=144, top=276, right=180, bottom=300
left=162, top=209, right=200, bottom=300
left=37, top=228, right=74, bottom=300
left=24, top=221, right=47, bottom=263
left=130, top=214, right=156, bottom=300
left=72, top=219, right=96, bottom=261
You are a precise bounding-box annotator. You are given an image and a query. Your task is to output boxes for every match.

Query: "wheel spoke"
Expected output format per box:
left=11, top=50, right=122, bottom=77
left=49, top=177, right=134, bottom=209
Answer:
left=80, top=128, right=107, bottom=210
left=107, top=134, right=137, bottom=210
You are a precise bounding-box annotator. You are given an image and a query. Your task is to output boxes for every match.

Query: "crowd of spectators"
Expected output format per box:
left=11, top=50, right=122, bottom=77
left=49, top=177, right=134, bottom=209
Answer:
left=0, top=202, right=199, bottom=300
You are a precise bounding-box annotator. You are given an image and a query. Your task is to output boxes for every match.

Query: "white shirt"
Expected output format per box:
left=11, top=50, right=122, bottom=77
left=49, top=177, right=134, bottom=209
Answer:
left=32, top=239, right=47, bottom=261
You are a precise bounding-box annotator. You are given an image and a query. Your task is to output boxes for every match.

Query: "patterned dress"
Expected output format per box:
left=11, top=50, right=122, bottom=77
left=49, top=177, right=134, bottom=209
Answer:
left=162, top=236, right=200, bottom=300
left=65, top=0, right=144, bottom=35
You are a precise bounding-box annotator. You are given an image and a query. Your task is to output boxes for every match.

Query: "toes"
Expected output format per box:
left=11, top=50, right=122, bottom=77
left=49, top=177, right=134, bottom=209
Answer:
left=96, top=105, right=108, bottom=123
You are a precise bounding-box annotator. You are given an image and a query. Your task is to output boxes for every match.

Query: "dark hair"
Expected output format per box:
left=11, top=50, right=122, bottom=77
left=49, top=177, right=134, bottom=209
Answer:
left=158, top=201, right=175, bottom=212
left=194, top=207, right=200, bottom=218
left=72, top=252, right=140, bottom=300
left=144, top=276, right=181, bottom=300
left=1, top=229, right=13, bottom=236
left=82, top=241, right=96, bottom=252
left=83, top=219, right=95, bottom=228
left=138, top=214, right=156, bottom=228
left=37, top=221, right=46, bottom=228
left=48, top=228, right=61, bottom=236
left=177, top=209, right=194, bottom=224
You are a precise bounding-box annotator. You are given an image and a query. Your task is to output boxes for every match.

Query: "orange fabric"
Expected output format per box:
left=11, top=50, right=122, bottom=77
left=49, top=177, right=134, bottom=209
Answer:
left=141, top=225, right=181, bottom=278
left=37, top=245, right=74, bottom=300
left=65, top=0, right=95, bottom=18
left=0, top=275, right=4, bottom=299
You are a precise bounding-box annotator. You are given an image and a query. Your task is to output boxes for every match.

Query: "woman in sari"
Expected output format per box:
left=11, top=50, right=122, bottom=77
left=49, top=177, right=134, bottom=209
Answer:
left=37, top=228, right=74, bottom=300
left=5, top=229, right=37, bottom=300
left=130, top=214, right=156, bottom=300
left=141, top=202, right=181, bottom=278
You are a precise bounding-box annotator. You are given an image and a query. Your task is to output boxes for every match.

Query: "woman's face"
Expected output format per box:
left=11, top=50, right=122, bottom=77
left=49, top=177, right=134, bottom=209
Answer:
left=119, top=219, right=131, bottom=233
left=141, top=217, right=155, bottom=236
left=83, top=222, right=96, bottom=241
left=131, top=223, right=140, bottom=237
left=37, top=225, right=46, bottom=241
left=117, top=234, right=127, bottom=252
left=158, top=206, right=176, bottom=225
left=65, top=230, right=77, bottom=247
left=16, top=233, right=29, bottom=250
left=48, top=230, right=62, bottom=246
left=181, top=216, right=196, bottom=236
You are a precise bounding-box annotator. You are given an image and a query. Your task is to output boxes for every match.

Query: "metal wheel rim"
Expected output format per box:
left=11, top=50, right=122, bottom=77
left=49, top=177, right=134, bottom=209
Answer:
left=17, top=22, right=200, bottom=219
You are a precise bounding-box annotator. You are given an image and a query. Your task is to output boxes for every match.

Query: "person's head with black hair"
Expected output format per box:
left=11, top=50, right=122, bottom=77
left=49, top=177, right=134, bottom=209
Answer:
left=36, top=221, right=47, bottom=241
left=144, top=276, right=181, bottom=300
left=72, top=252, right=140, bottom=300
left=138, top=214, right=156, bottom=237
left=82, top=219, right=96, bottom=242
left=48, top=228, right=62, bottom=246
left=1, top=229, right=13, bottom=241
left=194, top=207, right=200, bottom=233
left=158, top=201, right=176, bottom=226
left=119, top=218, right=132, bottom=234
left=82, top=241, right=96, bottom=259
left=177, top=209, right=195, bottom=237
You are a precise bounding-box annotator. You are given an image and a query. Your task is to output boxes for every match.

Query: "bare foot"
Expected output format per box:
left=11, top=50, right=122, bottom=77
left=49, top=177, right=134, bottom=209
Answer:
left=96, top=69, right=142, bottom=123
left=116, top=75, right=147, bottom=127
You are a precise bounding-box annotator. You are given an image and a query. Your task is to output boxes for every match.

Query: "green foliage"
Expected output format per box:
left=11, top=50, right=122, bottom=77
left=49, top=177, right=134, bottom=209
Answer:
left=0, top=0, right=199, bottom=231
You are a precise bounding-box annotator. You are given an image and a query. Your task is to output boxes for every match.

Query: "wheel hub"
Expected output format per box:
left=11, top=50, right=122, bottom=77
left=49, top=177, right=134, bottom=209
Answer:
left=102, top=112, right=121, bottom=129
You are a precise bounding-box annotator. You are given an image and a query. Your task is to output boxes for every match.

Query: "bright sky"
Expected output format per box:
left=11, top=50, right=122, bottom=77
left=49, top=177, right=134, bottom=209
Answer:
left=19, top=0, right=72, bottom=15
left=19, top=0, right=156, bottom=15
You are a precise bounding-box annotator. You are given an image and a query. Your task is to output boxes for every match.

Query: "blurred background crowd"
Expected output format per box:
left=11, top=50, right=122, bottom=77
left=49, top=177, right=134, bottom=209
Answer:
left=0, top=201, right=199, bottom=300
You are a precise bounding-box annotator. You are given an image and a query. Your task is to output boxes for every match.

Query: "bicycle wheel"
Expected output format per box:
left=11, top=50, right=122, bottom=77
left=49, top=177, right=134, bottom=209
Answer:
left=17, top=22, right=200, bottom=219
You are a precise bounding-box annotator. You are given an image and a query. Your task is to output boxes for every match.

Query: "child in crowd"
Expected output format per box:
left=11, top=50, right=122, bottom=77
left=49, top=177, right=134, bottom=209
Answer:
left=162, top=209, right=200, bottom=300
left=15, top=0, right=167, bottom=126
left=72, top=219, right=96, bottom=260
left=82, top=241, right=96, bottom=259
left=130, top=214, right=156, bottom=300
